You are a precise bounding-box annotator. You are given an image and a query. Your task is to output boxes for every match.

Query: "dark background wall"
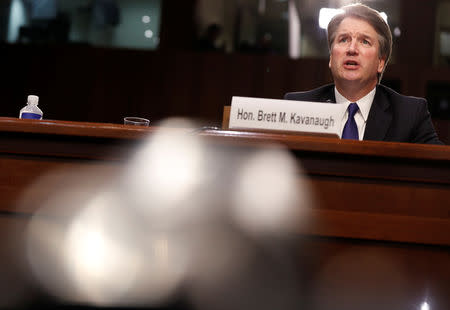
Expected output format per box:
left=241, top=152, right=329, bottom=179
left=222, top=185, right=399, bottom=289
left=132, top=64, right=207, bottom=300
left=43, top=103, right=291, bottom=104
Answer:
left=1, top=0, right=450, bottom=143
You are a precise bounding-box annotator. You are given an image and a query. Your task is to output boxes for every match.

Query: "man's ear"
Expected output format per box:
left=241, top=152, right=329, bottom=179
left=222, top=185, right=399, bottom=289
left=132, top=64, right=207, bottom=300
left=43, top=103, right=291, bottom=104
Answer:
left=377, top=57, right=386, bottom=74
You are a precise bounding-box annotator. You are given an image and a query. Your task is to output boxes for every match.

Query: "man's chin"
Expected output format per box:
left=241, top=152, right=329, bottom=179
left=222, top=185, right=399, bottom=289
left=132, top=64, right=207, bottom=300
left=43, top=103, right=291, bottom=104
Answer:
left=341, top=72, right=363, bottom=81
left=337, top=76, right=363, bottom=85
left=336, top=77, right=378, bottom=93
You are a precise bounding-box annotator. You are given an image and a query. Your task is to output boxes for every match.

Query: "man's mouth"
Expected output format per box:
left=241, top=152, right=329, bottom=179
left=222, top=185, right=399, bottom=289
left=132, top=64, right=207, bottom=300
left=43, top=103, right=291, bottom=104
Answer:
left=343, top=60, right=360, bottom=69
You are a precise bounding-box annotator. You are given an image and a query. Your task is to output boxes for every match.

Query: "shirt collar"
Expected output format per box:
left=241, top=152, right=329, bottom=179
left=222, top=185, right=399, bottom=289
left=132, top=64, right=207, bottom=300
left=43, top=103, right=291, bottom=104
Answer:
left=334, top=86, right=376, bottom=122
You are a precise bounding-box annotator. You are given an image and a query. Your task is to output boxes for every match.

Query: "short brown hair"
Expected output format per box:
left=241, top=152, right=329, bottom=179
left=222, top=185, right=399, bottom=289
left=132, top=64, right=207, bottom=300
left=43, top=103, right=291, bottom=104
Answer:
left=327, top=3, right=393, bottom=83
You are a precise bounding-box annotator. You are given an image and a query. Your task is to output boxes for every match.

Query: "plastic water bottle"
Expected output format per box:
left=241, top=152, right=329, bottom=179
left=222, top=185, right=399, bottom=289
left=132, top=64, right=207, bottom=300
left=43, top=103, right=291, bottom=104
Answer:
left=19, top=95, right=43, bottom=120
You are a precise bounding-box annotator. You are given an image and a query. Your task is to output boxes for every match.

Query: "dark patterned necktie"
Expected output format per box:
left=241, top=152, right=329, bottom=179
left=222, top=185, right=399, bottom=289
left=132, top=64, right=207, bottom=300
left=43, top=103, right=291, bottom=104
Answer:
left=342, top=102, right=359, bottom=140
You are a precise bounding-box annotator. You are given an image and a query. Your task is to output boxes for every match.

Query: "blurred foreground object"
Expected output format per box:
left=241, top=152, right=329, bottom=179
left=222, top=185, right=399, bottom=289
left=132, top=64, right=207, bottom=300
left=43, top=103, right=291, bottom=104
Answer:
left=22, top=118, right=311, bottom=309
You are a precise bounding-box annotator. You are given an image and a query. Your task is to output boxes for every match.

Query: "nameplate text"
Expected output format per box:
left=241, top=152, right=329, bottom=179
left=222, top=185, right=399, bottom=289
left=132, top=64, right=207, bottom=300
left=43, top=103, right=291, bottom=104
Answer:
left=229, top=96, right=342, bottom=136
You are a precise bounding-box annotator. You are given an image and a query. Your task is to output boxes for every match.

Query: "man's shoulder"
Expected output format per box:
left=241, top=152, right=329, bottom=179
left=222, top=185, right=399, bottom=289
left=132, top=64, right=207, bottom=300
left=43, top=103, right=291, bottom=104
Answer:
left=284, top=84, right=335, bottom=102
left=375, top=84, right=442, bottom=145
left=377, top=84, right=426, bottom=105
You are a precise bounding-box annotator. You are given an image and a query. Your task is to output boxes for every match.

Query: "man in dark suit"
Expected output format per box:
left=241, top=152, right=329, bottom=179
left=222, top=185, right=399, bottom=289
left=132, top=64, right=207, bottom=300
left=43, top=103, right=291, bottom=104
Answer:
left=284, top=4, right=442, bottom=144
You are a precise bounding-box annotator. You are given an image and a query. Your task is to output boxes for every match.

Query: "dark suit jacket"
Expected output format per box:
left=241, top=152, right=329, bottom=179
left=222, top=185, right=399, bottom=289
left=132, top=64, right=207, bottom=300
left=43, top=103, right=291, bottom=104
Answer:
left=284, top=84, right=443, bottom=145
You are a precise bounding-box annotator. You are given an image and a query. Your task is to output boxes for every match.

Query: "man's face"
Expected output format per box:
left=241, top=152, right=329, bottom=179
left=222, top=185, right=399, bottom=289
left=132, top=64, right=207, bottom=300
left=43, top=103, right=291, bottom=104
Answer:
left=329, top=17, right=385, bottom=89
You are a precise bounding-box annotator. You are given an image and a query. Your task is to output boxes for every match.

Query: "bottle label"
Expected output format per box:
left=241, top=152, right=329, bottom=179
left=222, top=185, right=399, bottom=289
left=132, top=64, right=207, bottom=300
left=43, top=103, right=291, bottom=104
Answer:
left=21, top=113, right=42, bottom=120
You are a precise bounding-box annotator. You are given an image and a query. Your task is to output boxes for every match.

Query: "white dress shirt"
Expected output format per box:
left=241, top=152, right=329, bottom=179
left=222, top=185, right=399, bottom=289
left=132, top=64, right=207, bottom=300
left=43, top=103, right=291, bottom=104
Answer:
left=334, top=87, right=376, bottom=140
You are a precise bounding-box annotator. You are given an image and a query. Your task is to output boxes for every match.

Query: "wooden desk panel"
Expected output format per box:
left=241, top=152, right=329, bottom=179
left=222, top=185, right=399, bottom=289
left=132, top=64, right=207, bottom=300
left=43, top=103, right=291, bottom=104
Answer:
left=1, top=117, right=449, bottom=243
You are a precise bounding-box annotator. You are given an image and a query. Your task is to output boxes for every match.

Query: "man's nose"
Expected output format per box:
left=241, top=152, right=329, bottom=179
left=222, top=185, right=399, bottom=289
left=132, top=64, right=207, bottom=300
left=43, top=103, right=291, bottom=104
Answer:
left=346, top=40, right=358, bottom=54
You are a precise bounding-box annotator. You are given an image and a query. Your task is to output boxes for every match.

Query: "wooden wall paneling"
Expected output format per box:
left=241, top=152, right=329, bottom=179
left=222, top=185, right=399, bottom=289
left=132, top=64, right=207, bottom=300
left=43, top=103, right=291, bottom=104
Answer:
left=88, top=48, right=141, bottom=123
left=227, top=53, right=259, bottom=98
left=88, top=48, right=116, bottom=123
left=286, top=58, right=333, bottom=93
left=136, top=51, right=165, bottom=123
left=25, top=46, right=61, bottom=111
left=260, top=55, right=290, bottom=99
left=193, top=52, right=231, bottom=124
left=1, top=45, right=33, bottom=118
left=47, top=46, right=96, bottom=122
left=397, top=0, right=438, bottom=67
left=159, top=52, right=197, bottom=120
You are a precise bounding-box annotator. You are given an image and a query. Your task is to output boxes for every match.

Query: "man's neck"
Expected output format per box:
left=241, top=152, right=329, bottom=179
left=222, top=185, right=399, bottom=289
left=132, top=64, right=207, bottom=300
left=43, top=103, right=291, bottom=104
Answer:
left=335, top=80, right=378, bottom=102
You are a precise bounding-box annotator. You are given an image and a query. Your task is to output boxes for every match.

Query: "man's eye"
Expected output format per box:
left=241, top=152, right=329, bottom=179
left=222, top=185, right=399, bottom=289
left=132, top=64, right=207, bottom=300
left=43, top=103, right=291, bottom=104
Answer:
left=362, top=39, right=370, bottom=45
left=339, top=37, right=347, bottom=43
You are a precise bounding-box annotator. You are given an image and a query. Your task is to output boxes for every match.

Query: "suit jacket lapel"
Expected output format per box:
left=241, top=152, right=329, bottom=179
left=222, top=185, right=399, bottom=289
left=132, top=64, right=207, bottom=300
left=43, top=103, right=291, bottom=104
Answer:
left=319, top=85, right=336, bottom=104
left=363, top=85, right=392, bottom=141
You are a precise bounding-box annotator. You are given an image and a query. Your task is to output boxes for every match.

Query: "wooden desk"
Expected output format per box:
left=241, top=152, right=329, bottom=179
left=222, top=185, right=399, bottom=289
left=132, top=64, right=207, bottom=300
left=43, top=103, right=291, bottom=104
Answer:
left=0, top=117, right=449, bottom=309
